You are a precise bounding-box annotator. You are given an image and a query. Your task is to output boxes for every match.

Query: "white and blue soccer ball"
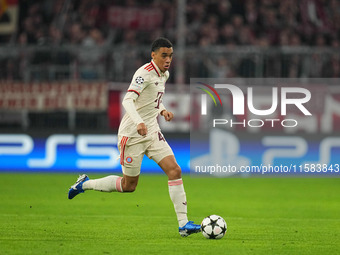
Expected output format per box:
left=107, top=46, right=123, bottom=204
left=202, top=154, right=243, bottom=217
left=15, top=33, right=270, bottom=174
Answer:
left=201, top=215, right=227, bottom=239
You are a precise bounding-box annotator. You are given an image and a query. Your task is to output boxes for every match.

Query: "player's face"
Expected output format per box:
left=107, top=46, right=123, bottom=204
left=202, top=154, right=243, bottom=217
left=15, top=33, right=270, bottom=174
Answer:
left=152, top=47, right=173, bottom=72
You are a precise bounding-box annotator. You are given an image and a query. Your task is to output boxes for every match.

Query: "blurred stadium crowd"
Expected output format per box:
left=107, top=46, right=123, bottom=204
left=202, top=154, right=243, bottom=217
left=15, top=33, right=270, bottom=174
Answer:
left=7, top=0, right=340, bottom=47
left=0, top=0, right=340, bottom=81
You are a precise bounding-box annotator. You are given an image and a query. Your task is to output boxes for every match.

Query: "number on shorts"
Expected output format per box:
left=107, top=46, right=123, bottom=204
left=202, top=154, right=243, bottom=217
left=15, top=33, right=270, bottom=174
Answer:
left=158, top=132, right=165, bottom=142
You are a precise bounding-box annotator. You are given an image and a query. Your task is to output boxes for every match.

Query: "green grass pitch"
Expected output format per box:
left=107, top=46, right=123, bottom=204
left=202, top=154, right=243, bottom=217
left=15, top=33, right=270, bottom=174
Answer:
left=0, top=174, right=339, bottom=255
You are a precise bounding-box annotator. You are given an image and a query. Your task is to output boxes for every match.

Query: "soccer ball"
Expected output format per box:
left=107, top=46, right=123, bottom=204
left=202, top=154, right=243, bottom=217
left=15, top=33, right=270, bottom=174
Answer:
left=201, top=215, right=227, bottom=239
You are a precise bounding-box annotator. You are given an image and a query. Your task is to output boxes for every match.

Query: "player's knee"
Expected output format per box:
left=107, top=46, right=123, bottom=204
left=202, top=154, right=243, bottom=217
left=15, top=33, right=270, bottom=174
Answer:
left=168, top=164, right=182, bottom=180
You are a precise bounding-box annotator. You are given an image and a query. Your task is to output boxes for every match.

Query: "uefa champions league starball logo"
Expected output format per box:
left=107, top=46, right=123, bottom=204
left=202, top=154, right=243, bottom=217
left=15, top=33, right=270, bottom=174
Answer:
left=135, top=76, right=144, bottom=84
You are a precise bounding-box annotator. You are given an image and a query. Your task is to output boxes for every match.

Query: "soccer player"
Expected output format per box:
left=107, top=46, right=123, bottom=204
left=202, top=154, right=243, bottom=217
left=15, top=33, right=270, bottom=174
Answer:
left=68, top=37, right=201, bottom=237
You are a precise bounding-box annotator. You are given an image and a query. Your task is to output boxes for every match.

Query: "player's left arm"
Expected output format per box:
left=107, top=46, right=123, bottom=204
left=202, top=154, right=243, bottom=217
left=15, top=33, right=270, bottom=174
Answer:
left=160, top=72, right=174, bottom=121
left=160, top=108, right=174, bottom=122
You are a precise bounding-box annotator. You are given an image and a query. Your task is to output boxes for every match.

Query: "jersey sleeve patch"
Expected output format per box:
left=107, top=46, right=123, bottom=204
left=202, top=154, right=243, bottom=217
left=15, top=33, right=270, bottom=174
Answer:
left=135, top=76, right=144, bottom=84
left=128, top=67, right=150, bottom=93
left=129, top=76, right=145, bottom=91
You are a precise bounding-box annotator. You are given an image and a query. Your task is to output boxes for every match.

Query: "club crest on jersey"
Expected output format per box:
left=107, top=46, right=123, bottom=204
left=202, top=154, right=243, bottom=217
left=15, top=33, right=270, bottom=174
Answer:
left=126, top=156, right=133, bottom=163
left=135, top=76, right=144, bottom=84
left=155, top=82, right=158, bottom=86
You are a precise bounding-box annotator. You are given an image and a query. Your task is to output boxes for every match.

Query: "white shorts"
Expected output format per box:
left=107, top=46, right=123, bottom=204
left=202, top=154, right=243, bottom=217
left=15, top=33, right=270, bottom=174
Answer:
left=118, top=131, right=174, bottom=177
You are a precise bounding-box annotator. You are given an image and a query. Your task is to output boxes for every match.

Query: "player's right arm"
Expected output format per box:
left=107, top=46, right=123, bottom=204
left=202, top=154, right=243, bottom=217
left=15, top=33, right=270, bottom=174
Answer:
left=122, top=69, right=150, bottom=136
left=136, top=123, right=147, bottom=136
left=122, top=93, right=148, bottom=136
